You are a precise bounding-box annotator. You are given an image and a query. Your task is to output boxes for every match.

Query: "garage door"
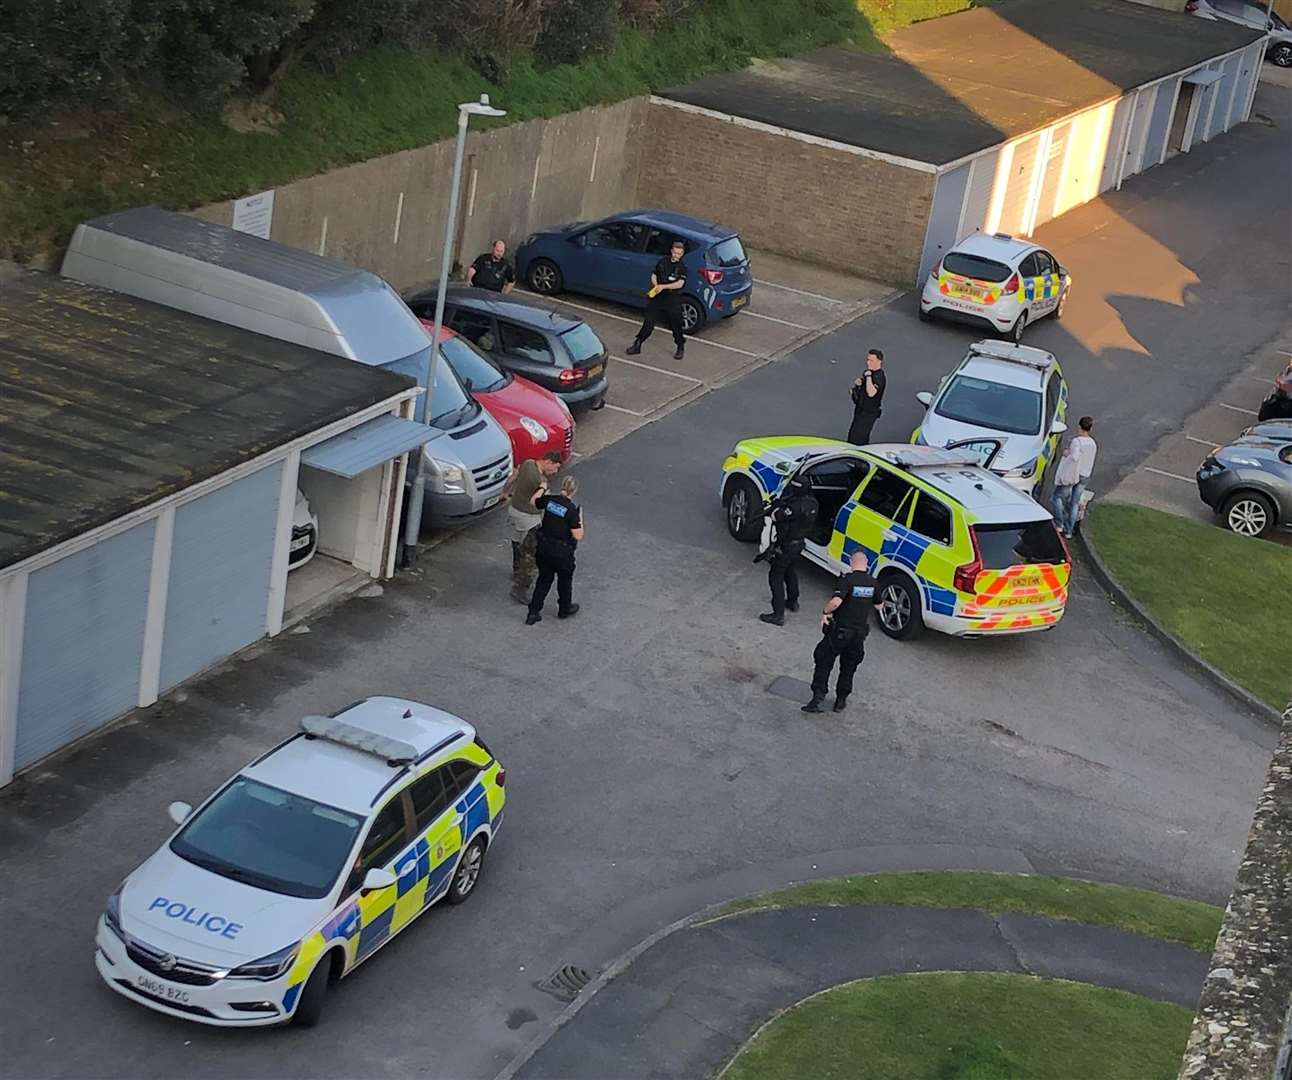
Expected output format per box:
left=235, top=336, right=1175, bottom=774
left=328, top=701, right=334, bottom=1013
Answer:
left=997, top=134, right=1040, bottom=236
left=1225, top=51, right=1256, bottom=131
left=958, top=149, right=999, bottom=236
left=1100, top=95, right=1135, bottom=192
left=1122, top=86, right=1158, bottom=181
left=1034, top=122, right=1071, bottom=230
left=1142, top=78, right=1179, bottom=172
left=919, top=162, right=971, bottom=284
left=1209, top=56, right=1239, bottom=140
left=14, top=521, right=155, bottom=769
left=159, top=464, right=283, bottom=692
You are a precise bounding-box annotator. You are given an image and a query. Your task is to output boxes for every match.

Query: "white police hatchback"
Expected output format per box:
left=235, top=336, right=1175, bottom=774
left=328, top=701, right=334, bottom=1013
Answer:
left=95, top=697, right=506, bottom=1027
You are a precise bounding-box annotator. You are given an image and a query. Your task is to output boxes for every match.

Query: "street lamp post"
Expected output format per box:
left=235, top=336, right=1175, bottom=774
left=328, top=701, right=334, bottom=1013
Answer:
left=402, top=94, right=507, bottom=567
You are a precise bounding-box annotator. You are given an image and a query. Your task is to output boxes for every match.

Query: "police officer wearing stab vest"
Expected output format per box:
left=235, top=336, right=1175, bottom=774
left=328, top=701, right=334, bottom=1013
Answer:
left=627, top=237, right=688, bottom=361
left=526, top=474, right=584, bottom=625
left=758, top=476, right=818, bottom=626
left=802, top=549, right=876, bottom=713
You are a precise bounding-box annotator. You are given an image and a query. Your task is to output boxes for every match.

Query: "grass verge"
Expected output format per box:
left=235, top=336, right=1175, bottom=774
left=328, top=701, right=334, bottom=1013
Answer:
left=0, top=0, right=983, bottom=262
left=720, top=972, right=1194, bottom=1080
left=1085, top=502, right=1290, bottom=709
left=714, top=870, right=1222, bottom=952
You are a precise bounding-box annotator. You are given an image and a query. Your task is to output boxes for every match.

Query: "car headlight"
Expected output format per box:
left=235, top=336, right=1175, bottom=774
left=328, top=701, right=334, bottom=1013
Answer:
left=227, top=943, right=300, bottom=981
left=104, top=885, right=125, bottom=942
left=519, top=416, right=549, bottom=442
left=423, top=450, right=467, bottom=493
left=1005, top=456, right=1039, bottom=479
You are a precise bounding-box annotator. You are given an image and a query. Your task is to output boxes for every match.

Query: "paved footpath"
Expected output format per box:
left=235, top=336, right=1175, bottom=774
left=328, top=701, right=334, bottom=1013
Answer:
left=512, top=904, right=1208, bottom=1079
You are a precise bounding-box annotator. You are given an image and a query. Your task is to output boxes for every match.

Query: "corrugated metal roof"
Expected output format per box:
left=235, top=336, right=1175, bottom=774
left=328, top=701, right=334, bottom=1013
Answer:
left=300, top=415, right=438, bottom=478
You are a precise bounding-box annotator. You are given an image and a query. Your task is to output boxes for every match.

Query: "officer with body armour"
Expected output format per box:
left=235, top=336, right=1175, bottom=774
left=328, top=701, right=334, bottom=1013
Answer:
left=802, top=548, right=876, bottom=714
left=757, top=476, right=818, bottom=627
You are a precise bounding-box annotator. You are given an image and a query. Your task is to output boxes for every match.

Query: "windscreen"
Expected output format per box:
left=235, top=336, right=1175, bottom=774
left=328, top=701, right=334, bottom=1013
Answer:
left=560, top=324, right=605, bottom=364
left=942, top=252, right=1012, bottom=282
left=710, top=236, right=748, bottom=267
left=974, top=521, right=1067, bottom=569
left=427, top=358, right=477, bottom=429
left=439, top=335, right=506, bottom=393
left=170, top=777, right=363, bottom=899
left=936, top=375, right=1042, bottom=436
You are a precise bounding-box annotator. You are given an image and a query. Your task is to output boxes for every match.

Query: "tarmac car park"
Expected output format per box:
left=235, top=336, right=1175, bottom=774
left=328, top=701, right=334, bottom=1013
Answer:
left=911, top=341, right=1070, bottom=496
left=919, top=232, right=1071, bottom=344
left=95, top=698, right=506, bottom=1028
left=721, top=440, right=1071, bottom=640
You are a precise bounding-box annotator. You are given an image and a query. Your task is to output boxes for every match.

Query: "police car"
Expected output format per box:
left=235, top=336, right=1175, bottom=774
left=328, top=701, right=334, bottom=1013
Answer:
left=720, top=440, right=1071, bottom=639
left=911, top=341, right=1069, bottom=496
left=919, top=232, right=1071, bottom=343
left=95, top=697, right=506, bottom=1027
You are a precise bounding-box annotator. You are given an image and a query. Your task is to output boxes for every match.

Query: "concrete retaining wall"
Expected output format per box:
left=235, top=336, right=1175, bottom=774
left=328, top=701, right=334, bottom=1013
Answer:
left=193, top=98, right=649, bottom=293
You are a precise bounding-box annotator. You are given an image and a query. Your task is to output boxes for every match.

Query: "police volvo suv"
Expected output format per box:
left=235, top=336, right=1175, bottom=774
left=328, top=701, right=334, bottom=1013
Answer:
left=95, top=697, right=506, bottom=1027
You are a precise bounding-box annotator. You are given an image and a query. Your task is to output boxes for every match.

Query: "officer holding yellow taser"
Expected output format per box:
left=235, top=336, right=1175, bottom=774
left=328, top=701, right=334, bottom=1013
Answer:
left=627, top=237, right=688, bottom=360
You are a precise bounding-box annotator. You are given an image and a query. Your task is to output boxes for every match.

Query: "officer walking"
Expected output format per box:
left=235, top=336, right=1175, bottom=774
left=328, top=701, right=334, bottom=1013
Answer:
left=467, top=239, right=516, bottom=294
left=803, top=549, right=876, bottom=713
left=847, top=348, right=886, bottom=445
left=626, top=237, right=687, bottom=361
left=526, top=475, right=584, bottom=625
left=758, top=476, right=818, bottom=627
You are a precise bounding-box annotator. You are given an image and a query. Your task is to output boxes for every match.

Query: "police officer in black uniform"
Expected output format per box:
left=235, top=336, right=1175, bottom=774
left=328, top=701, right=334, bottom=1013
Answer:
left=467, top=239, right=516, bottom=294
left=803, top=549, right=876, bottom=713
left=758, top=476, right=818, bottom=627
left=626, top=237, right=688, bottom=360
left=526, top=475, right=584, bottom=625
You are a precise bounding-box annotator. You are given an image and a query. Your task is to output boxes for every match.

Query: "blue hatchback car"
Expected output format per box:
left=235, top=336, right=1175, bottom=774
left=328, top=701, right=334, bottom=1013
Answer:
left=515, top=209, right=753, bottom=334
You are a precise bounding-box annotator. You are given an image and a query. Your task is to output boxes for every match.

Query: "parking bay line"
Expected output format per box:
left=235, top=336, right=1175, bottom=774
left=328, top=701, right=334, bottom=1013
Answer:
left=611, top=354, right=703, bottom=384
left=754, top=278, right=850, bottom=305
left=742, top=309, right=813, bottom=330
left=1219, top=403, right=1259, bottom=416
left=1142, top=466, right=1195, bottom=483
left=1183, top=434, right=1217, bottom=446
left=599, top=402, right=646, bottom=417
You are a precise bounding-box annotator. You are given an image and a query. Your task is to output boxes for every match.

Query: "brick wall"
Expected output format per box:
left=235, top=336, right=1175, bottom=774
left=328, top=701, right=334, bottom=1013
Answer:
left=640, top=102, right=935, bottom=286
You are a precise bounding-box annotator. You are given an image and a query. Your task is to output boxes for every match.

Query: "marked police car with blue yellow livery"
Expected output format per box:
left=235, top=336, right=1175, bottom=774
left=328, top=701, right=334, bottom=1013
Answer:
left=95, top=697, right=505, bottom=1027
left=721, top=440, right=1071, bottom=639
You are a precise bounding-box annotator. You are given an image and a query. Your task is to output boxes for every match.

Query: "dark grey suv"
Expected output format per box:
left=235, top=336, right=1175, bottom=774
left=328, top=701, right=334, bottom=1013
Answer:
left=405, top=286, right=609, bottom=411
left=1197, top=432, right=1292, bottom=537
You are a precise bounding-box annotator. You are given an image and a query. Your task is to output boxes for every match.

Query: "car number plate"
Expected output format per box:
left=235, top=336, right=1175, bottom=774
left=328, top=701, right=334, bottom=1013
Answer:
left=960, top=284, right=987, bottom=301
left=1014, top=574, right=1042, bottom=588
left=484, top=495, right=499, bottom=510
left=136, top=974, right=191, bottom=1004
left=586, top=364, right=604, bottom=379
left=732, top=295, right=748, bottom=309
left=290, top=535, right=311, bottom=552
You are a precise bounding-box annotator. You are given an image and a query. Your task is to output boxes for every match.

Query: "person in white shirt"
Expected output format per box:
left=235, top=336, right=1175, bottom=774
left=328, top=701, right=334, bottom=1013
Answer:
left=1051, top=415, right=1096, bottom=537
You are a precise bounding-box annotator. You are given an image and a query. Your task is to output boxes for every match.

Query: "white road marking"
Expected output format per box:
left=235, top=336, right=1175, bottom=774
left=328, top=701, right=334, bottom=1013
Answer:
left=544, top=296, right=639, bottom=325
left=612, top=355, right=703, bottom=383
left=754, top=278, right=850, bottom=304
left=600, top=402, right=646, bottom=417
left=549, top=296, right=762, bottom=357
left=1219, top=403, right=1258, bottom=416
left=742, top=309, right=813, bottom=330
left=1183, top=434, right=1218, bottom=446
left=1143, top=466, right=1195, bottom=483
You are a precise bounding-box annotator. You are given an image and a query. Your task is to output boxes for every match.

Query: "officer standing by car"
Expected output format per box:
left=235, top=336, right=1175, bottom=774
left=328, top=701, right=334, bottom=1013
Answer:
left=802, top=549, right=876, bottom=714
left=758, top=476, right=818, bottom=626
left=847, top=348, right=887, bottom=445
left=467, top=239, right=516, bottom=294
left=526, top=474, right=584, bottom=625
left=627, top=237, right=687, bottom=361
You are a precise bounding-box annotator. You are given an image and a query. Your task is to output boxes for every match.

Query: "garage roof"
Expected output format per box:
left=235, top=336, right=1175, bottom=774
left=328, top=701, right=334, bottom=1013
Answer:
left=655, top=0, right=1261, bottom=167
left=0, top=265, right=415, bottom=571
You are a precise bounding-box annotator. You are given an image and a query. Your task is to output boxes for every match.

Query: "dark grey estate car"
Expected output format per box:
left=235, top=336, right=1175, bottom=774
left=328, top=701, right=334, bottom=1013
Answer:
left=1197, top=431, right=1292, bottom=537
left=405, top=286, right=609, bottom=411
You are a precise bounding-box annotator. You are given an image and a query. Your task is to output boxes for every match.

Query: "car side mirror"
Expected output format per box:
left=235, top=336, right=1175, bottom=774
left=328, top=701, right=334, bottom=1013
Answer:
left=1050, top=419, right=1068, bottom=435
left=168, top=801, right=193, bottom=826
left=361, top=868, right=397, bottom=894
left=572, top=234, right=587, bottom=247
left=916, top=391, right=934, bottom=407
left=774, top=460, right=792, bottom=474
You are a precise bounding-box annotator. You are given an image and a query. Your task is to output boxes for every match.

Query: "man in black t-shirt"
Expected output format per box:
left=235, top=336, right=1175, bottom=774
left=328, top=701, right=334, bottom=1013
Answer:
left=847, top=348, right=886, bottom=445
left=526, top=475, right=584, bottom=625
left=626, top=237, right=687, bottom=360
left=803, top=549, right=877, bottom=714
left=758, top=477, right=818, bottom=626
left=467, top=239, right=515, bottom=294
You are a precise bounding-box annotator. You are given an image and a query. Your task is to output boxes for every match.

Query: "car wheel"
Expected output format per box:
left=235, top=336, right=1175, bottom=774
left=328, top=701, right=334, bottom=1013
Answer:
left=1055, top=285, right=1069, bottom=320
left=1270, top=42, right=1292, bottom=67
left=447, top=838, right=486, bottom=904
left=1008, top=310, right=1029, bottom=344
left=527, top=258, right=563, bottom=295
left=292, top=953, right=336, bottom=1028
left=679, top=296, right=706, bottom=335
left=1222, top=491, right=1275, bottom=537
left=876, top=573, right=924, bottom=641
left=725, top=477, right=763, bottom=542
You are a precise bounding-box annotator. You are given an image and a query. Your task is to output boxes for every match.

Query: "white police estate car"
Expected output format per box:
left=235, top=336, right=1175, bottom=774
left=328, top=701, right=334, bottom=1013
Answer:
left=95, top=697, right=506, bottom=1027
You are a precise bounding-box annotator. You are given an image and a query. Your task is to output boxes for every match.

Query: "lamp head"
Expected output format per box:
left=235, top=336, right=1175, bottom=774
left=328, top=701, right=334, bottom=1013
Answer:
left=460, top=93, right=507, bottom=118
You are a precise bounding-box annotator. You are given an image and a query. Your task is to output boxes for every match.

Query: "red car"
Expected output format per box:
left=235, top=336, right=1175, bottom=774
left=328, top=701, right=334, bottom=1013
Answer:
left=422, top=321, right=575, bottom=465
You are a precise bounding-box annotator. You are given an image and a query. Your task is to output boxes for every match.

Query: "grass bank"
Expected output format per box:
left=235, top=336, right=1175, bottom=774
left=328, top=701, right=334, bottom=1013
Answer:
left=0, top=0, right=981, bottom=262
left=720, top=972, right=1194, bottom=1080
left=714, top=870, right=1223, bottom=952
left=1085, top=502, right=1290, bottom=709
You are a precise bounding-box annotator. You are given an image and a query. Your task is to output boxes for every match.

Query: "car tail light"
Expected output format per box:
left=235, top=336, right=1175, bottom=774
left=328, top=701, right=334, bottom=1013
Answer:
left=954, top=530, right=984, bottom=594
left=699, top=266, right=724, bottom=285
left=928, top=258, right=942, bottom=280
left=1184, top=0, right=1199, bottom=10
left=1002, top=273, right=1020, bottom=295
left=558, top=367, right=587, bottom=385
left=496, top=768, right=506, bottom=788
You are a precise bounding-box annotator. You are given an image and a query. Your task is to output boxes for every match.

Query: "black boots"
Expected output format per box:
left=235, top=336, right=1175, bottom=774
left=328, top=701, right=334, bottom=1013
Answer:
left=833, top=695, right=848, bottom=713
left=801, top=695, right=825, bottom=713
left=626, top=341, right=642, bottom=356
left=759, top=612, right=785, bottom=626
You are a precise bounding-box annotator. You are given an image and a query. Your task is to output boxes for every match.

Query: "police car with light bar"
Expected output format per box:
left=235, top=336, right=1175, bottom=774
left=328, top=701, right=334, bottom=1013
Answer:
left=95, top=697, right=506, bottom=1027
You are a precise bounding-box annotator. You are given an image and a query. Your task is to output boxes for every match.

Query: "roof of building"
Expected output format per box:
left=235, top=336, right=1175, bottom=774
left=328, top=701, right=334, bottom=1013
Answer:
left=0, top=265, right=415, bottom=571
left=656, top=0, right=1261, bottom=167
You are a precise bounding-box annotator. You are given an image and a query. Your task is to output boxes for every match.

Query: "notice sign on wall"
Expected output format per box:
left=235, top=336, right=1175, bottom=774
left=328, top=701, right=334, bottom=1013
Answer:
left=232, top=190, right=275, bottom=239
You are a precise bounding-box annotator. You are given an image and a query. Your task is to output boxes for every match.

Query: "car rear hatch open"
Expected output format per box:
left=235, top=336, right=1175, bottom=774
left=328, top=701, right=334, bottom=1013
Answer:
left=956, top=520, right=1070, bottom=631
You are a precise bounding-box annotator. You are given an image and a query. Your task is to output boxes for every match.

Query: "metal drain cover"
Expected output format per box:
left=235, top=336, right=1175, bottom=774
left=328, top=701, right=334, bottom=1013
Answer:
left=537, top=964, right=594, bottom=1001
left=766, top=676, right=813, bottom=702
